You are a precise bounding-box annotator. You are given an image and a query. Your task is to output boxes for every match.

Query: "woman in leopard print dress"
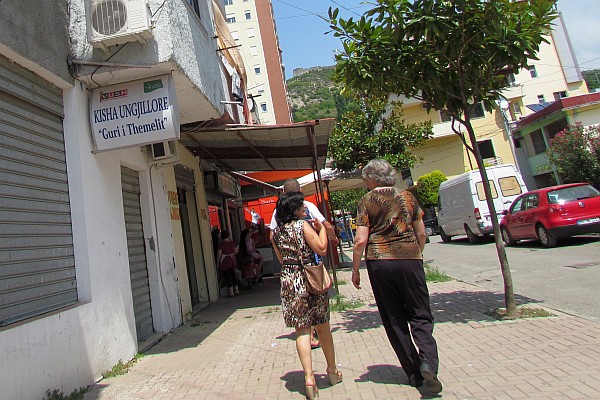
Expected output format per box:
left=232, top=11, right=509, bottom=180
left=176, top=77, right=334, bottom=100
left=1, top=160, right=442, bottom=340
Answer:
left=272, top=191, right=342, bottom=399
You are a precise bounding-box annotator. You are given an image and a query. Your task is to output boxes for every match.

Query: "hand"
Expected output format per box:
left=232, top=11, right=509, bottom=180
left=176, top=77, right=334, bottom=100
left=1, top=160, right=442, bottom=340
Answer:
left=311, top=219, right=323, bottom=232
left=351, top=270, right=361, bottom=289
left=330, top=236, right=340, bottom=246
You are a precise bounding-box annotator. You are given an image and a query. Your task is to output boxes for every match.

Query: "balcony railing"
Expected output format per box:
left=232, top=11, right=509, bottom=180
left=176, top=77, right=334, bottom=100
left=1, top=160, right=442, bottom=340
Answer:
left=483, top=156, right=503, bottom=166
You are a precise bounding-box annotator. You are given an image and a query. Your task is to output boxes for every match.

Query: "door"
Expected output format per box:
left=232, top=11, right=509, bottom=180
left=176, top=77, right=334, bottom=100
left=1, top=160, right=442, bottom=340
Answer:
left=121, top=166, right=154, bottom=342
left=175, top=166, right=209, bottom=305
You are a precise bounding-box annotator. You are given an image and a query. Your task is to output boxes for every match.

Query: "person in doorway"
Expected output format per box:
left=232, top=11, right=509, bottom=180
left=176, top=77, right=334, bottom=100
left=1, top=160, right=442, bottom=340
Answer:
left=216, top=230, right=239, bottom=297
left=272, top=191, right=342, bottom=399
left=239, top=228, right=263, bottom=288
left=270, top=178, right=339, bottom=349
left=352, top=159, right=442, bottom=394
left=245, top=207, right=262, bottom=232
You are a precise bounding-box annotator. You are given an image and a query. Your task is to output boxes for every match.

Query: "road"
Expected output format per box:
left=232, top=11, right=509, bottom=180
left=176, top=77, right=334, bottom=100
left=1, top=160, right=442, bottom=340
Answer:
left=423, top=233, right=600, bottom=320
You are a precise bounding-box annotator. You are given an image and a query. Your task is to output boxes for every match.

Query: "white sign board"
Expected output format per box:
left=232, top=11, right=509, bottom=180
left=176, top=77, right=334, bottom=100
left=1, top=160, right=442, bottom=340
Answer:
left=90, top=74, right=180, bottom=152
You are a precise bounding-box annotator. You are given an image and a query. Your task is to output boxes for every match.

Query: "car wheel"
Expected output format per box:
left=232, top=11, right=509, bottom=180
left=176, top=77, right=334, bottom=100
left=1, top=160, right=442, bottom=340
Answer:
left=425, top=226, right=435, bottom=236
left=440, top=228, right=451, bottom=243
left=465, top=225, right=479, bottom=244
left=501, top=226, right=516, bottom=246
left=537, top=225, right=557, bottom=248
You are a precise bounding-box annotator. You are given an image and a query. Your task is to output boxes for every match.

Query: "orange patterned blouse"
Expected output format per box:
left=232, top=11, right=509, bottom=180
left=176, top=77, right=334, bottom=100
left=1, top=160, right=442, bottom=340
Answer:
left=356, top=187, right=424, bottom=260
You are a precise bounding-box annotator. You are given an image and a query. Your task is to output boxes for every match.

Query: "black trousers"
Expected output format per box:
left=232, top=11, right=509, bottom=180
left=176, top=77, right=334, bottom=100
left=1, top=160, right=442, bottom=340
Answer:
left=367, top=259, right=439, bottom=386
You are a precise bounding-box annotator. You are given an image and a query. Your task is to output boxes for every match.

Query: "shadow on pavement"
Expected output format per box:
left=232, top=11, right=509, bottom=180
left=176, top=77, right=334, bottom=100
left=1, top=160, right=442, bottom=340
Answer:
left=145, top=275, right=282, bottom=355
left=430, top=289, right=543, bottom=323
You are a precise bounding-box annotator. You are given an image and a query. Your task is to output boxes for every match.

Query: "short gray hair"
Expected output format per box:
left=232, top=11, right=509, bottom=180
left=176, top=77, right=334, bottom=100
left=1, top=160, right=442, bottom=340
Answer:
left=362, top=159, right=397, bottom=186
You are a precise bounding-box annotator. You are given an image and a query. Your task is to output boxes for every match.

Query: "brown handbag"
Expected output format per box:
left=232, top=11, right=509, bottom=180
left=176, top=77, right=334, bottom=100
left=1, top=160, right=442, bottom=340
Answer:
left=293, top=224, right=332, bottom=295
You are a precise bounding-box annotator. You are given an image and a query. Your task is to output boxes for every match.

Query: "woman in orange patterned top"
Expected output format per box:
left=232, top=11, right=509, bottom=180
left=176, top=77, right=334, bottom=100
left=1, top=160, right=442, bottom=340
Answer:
left=352, top=159, right=442, bottom=394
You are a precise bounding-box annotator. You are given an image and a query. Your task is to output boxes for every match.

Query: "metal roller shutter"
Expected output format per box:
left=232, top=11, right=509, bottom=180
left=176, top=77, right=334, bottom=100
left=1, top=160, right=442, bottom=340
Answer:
left=0, top=55, right=77, bottom=327
left=121, top=166, right=154, bottom=342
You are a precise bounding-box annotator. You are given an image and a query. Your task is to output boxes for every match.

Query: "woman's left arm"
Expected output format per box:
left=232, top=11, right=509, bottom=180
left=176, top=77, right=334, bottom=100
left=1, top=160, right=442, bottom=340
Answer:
left=304, top=220, right=328, bottom=256
left=412, top=218, right=427, bottom=252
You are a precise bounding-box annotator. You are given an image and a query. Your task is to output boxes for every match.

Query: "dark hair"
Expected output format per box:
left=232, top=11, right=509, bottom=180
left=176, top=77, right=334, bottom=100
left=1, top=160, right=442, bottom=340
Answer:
left=275, top=191, right=304, bottom=225
left=239, top=229, right=249, bottom=255
left=220, top=230, right=230, bottom=240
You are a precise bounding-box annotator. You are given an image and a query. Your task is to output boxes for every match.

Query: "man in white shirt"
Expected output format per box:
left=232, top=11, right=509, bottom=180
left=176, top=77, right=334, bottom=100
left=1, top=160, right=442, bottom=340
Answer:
left=269, top=179, right=339, bottom=247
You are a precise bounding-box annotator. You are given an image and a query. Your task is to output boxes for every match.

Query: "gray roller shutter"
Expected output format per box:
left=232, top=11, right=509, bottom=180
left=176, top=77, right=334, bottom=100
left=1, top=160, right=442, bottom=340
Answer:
left=0, top=55, right=77, bottom=327
left=121, top=166, right=154, bottom=342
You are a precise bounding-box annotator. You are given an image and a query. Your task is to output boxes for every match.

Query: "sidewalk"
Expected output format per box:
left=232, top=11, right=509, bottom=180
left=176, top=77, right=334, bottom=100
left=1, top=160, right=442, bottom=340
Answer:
left=83, top=250, right=600, bottom=399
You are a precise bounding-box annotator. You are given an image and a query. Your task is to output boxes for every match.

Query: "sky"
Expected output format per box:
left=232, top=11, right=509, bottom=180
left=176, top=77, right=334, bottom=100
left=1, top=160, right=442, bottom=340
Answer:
left=270, top=0, right=600, bottom=80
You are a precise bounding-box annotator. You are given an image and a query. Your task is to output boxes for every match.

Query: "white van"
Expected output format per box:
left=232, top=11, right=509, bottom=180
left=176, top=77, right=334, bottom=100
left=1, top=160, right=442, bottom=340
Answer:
left=437, top=164, right=527, bottom=243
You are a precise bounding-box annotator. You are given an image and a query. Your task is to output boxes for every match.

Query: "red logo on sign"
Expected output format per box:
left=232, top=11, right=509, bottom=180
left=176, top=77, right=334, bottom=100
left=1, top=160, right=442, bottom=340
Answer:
left=100, top=89, right=128, bottom=102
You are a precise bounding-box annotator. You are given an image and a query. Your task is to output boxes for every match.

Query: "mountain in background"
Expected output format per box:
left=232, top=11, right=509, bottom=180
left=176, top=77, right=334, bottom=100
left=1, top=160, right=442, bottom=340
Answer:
left=286, top=66, right=338, bottom=122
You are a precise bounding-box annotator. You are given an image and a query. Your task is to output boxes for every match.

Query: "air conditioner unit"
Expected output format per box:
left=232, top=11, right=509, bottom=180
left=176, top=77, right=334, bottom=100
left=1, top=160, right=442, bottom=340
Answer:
left=147, top=141, right=179, bottom=164
left=86, top=0, right=153, bottom=51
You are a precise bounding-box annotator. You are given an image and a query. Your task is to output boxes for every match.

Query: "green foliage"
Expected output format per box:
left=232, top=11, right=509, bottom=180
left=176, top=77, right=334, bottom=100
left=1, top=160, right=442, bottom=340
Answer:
left=582, top=68, right=600, bottom=90
left=102, top=354, right=145, bottom=379
left=416, top=170, right=447, bottom=208
left=328, top=95, right=433, bottom=171
left=330, top=188, right=367, bottom=215
left=546, top=123, right=600, bottom=188
left=329, top=294, right=364, bottom=312
left=328, top=0, right=557, bottom=124
left=424, top=263, right=452, bottom=283
left=287, top=66, right=361, bottom=122
left=44, top=388, right=87, bottom=400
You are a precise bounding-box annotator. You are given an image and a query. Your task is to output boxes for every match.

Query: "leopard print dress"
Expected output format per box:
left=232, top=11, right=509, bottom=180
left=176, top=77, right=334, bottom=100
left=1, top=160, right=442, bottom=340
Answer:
left=273, top=220, right=329, bottom=328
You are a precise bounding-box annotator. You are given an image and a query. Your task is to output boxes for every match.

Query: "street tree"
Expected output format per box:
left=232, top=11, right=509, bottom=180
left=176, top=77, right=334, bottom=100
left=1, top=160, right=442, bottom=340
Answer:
left=328, top=94, right=433, bottom=171
left=328, top=0, right=557, bottom=315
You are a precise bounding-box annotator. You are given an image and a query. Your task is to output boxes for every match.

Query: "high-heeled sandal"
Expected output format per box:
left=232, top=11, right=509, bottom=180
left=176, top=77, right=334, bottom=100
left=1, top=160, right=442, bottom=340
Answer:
left=305, top=383, right=319, bottom=399
left=327, top=370, right=343, bottom=386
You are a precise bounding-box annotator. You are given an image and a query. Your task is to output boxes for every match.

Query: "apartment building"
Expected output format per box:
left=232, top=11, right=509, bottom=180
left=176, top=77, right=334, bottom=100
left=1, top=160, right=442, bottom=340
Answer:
left=399, top=12, right=588, bottom=189
left=224, top=0, right=292, bottom=124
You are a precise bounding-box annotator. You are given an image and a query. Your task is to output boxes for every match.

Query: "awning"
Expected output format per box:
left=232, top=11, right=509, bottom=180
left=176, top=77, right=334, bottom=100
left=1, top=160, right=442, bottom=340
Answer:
left=297, top=168, right=364, bottom=196
left=179, top=119, right=335, bottom=172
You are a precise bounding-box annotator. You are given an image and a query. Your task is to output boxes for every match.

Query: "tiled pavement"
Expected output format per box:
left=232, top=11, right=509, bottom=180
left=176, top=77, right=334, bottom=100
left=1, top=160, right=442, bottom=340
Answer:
left=83, top=254, right=600, bottom=399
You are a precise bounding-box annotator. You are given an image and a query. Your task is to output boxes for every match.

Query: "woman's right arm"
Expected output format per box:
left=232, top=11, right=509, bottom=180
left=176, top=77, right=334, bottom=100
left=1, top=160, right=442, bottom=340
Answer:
left=216, top=249, right=223, bottom=265
left=303, top=220, right=328, bottom=256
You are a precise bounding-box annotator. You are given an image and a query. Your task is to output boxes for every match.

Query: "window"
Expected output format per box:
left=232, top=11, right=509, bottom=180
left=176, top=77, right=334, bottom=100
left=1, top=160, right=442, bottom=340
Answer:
left=467, top=102, right=485, bottom=119
left=553, top=91, right=567, bottom=101
left=523, top=194, right=539, bottom=210
left=498, top=176, right=523, bottom=197
left=224, top=0, right=233, bottom=4
left=529, top=66, right=538, bottom=78
left=257, top=88, right=265, bottom=95
left=475, top=181, right=499, bottom=201
left=506, top=73, right=517, bottom=86
left=511, top=102, right=521, bottom=117
left=510, top=197, right=524, bottom=213
left=537, top=94, right=545, bottom=104
left=440, top=111, right=452, bottom=122
left=231, top=31, right=239, bottom=40
left=247, top=27, right=254, bottom=37
left=260, top=102, right=267, bottom=112
left=250, top=46, right=258, bottom=56
left=226, top=13, right=236, bottom=23
left=188, top=0, right=200, bottom=15
left=477, top=139, right=495, bottom=159
left=253, top=65, right=261, bottom=74
left=245, top=10, right=251, bottom=19
left=530, top=129, right=546, bottom=154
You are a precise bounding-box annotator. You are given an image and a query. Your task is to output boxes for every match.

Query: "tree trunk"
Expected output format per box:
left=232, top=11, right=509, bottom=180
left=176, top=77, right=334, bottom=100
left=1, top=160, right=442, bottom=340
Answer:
left=464, top=121, right=517, bottom=315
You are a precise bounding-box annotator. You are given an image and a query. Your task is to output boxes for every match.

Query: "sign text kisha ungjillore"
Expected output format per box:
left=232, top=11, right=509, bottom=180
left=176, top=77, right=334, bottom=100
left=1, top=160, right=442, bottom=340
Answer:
left=90, top=74, right=180, bottom=152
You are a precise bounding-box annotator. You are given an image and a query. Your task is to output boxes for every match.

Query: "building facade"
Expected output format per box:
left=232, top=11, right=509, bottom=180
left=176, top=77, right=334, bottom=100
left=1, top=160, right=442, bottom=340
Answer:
left=0, top=1, right=249, bottom=398
left=223, top=0, right=292, bottom=124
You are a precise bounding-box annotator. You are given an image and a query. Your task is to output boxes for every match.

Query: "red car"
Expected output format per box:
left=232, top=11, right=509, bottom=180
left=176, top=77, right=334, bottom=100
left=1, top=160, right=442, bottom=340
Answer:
left=500, top=183, right=600, bottom=248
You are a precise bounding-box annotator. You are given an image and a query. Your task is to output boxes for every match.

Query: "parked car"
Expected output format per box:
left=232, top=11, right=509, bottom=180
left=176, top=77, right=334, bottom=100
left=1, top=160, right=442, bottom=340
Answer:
left=424, top=215, right=440, bottom=236
left=500, top=183, right=600, bottom=248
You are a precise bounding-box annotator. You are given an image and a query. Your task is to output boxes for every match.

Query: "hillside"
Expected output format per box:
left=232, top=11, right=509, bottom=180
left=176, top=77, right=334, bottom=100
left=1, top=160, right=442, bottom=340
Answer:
left=286, top=66, right=338, bottom=122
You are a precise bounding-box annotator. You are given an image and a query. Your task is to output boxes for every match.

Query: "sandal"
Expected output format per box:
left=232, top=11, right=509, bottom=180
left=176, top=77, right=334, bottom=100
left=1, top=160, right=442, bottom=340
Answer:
left=305, top=383, right=318, bottom=399
left=327, top=369, right=343, bottom=386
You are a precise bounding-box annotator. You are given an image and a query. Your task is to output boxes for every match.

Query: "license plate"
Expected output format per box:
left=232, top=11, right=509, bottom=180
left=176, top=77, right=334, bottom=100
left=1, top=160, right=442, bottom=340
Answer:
left=577, top=217, right=600, bottom=225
